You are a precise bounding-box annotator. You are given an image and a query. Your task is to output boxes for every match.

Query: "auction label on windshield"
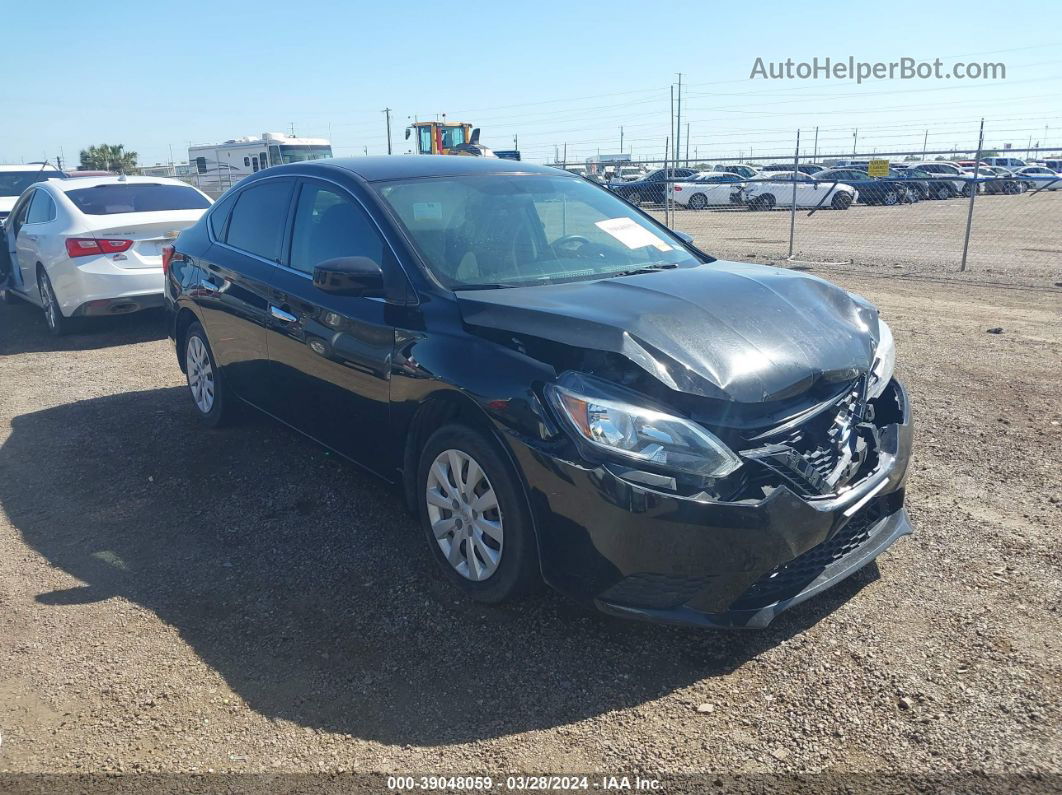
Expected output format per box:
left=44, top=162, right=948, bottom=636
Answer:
left=594, top=217, right=672, bottom=252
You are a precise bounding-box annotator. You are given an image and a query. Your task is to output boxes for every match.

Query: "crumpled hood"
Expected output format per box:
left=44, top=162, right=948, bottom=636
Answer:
left=455, top=261, right=881, bottom=403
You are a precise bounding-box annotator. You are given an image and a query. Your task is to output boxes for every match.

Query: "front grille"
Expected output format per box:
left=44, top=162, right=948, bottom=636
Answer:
left=739, top=378, right=873, bottom=497
left=599, top=572, right=713, bottom=610
left=728, top=495, right=897, bottom=611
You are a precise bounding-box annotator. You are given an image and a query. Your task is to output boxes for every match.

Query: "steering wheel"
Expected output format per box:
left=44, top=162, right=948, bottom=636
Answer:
left=553, top=234, right=594, bottom=256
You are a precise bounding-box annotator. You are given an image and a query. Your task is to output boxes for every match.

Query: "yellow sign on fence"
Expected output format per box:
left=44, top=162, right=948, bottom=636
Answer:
left=868, top=159, right=890, bottom=176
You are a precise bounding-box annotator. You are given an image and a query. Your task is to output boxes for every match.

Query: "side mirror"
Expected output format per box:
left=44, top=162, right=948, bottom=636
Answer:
left=673, top=230, right=694, bottom=245
left=313, top=256, right=384, bottom=297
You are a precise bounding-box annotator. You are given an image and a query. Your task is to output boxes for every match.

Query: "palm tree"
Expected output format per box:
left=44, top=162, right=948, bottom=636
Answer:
left=78, top=144, right=138, bottom=174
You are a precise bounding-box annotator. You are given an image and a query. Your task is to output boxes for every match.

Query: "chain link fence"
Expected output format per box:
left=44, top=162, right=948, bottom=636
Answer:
left=561, top=141, right=1062, bottom=286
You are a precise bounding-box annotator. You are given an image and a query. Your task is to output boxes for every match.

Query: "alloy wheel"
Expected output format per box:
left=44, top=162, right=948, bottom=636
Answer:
left=425, top=448, right=503, bottom=582
left=186, top=335, right=215, bottom=414
left=38, top=274, right=59, bottom=330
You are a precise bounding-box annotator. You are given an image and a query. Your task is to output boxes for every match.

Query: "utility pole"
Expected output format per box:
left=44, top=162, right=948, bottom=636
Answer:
left=620, top=126, right=624, bottom=152
left=813, top=126, right=819, bottom=161
left=513, top=134, right=518, bottom=151
left=852, top=128, right=858, bottom=157
left=363, top=146, right=368, bottom=157
left=382, top=108, right=393, bottom=155
left=922, top=129, right=929, bottom=160
left=685, top=122, right=690, bottom=166
left=290, top=122, right=295, bottom=137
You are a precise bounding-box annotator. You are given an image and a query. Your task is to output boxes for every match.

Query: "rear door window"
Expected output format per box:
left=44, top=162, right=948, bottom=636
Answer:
left=25, top=190, right=56, bottom=224
left=65, top=183, right=210, bottom=215
left=223, top=179, right=295, bottom=261
left=207, top=191, right=238, bottom=239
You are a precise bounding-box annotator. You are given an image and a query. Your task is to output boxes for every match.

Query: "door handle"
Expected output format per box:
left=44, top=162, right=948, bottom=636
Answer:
left=270, top=305, right=297, bottom=323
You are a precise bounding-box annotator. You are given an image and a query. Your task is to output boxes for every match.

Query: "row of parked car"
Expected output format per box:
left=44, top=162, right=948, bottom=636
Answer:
left=0, top=164, right=212, bottom=334
left=586, top=158, right=1061, bottom=211
left=1, top=154, right=918, bottom=629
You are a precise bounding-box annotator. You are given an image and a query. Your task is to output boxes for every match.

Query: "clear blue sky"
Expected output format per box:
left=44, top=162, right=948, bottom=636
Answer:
left=2, top=0, right=1060, bottom=166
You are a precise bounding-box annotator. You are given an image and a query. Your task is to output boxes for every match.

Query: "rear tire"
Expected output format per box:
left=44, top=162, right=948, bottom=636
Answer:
left=37, top=267, right=74, bottom=336
left=418, top=424, right=540, bottom=604
left=688, top=193, right=708, bottom=210
left=184, top=322, right=234, bottom=427
left=882, top=189, right=899, bottom=206
left=626, top=191, right=642, bottom=207
left=933, top=184, right=952, bottom=200
left=831, top=191, right=853, bottom=210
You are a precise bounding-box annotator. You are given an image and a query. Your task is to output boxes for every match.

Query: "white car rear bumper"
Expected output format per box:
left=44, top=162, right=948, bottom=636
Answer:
left=49, top=256, right=164, bottom=316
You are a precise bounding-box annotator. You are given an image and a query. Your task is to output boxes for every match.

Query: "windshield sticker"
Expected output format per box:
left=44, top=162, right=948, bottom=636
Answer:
left=412, top=202, right=443, bottom=221
left=594, top=217, right=672, bottom=252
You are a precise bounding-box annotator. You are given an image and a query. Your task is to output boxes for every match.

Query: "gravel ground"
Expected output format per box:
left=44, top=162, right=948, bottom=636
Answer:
left=0, top=267, right=1060, bottom=790
left=654, top=189, right=1062, bottom=287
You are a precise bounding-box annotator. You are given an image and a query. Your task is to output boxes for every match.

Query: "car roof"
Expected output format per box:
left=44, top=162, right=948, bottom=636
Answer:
left=0, top=163, right=63, bottom=172
left=46, top=175, right=197, bottom=192
left=299, top=155, right=568, bottom=182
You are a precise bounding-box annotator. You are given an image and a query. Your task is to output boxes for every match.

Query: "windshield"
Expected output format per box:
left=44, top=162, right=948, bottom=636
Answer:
left=278, top=145, right=332, bottom=163
left=0, top=170, right=64, bottom=197
left=375, top=174, right=706, bottom=290
left=65, top=184, right=211, bottom=215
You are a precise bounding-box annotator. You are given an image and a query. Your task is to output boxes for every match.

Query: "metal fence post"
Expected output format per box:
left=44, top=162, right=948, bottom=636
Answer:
left=788, top=129, right=800, bottom=259
left=960, top=118, right=984, bottom=272
left=663, top=137, right=670, bottom=227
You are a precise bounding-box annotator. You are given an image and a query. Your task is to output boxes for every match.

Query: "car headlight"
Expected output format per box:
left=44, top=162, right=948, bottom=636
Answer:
left=868, top=319, right=895, bottom=399
left=546, top=383, right=742, bottom=478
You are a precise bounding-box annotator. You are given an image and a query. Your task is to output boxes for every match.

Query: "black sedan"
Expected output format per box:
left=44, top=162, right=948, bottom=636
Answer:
left=813, top=168, right=909, bottom=205
left=608, top=167, right=697, bottom=206
left=164, top=156, right=914, bottom=629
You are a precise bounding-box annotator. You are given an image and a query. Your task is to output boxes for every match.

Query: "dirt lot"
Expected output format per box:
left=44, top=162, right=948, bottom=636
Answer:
left=0, top=267, right=1060, bottom=788
left=653, top=189, right=1062, bottom=287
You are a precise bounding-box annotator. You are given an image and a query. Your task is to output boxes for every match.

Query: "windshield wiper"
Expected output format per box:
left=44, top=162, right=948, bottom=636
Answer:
left=453, top=283, right=518, bottom=291
left=610, top=262, right=679, bottom=277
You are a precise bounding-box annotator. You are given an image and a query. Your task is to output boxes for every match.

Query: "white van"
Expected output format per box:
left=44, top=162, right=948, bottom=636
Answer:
left=982, top=156, right=1027, bottom=171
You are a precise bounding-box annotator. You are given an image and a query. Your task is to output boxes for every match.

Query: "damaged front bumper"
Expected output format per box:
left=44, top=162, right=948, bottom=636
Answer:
left=510, top=379, right=914, bottom=629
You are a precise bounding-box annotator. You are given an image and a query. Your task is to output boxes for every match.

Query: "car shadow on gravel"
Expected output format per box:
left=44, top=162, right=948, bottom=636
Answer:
left=0, top=387, right=878, bottom=746
left=0, top=297, right=165, bottom=355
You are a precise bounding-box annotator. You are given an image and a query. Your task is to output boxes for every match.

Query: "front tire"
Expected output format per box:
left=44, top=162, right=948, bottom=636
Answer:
left=184, top=322, right=233, bottom=427
left=626, top=190, right=642, bottom=207
left=418, top=424, right=540, bottom=604
left=933, top=184, right=953, bottom=200
left=749, top=194, right=775, bottom=211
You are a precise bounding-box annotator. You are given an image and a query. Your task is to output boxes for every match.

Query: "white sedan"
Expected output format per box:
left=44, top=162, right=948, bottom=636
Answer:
left=740, top=171, right=858, bottom=210
left=671, top=172, right=746, bottom=209
left=1, top=175, right=211, bottom=335
left=1012, top=166, right=1061, bottom=191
